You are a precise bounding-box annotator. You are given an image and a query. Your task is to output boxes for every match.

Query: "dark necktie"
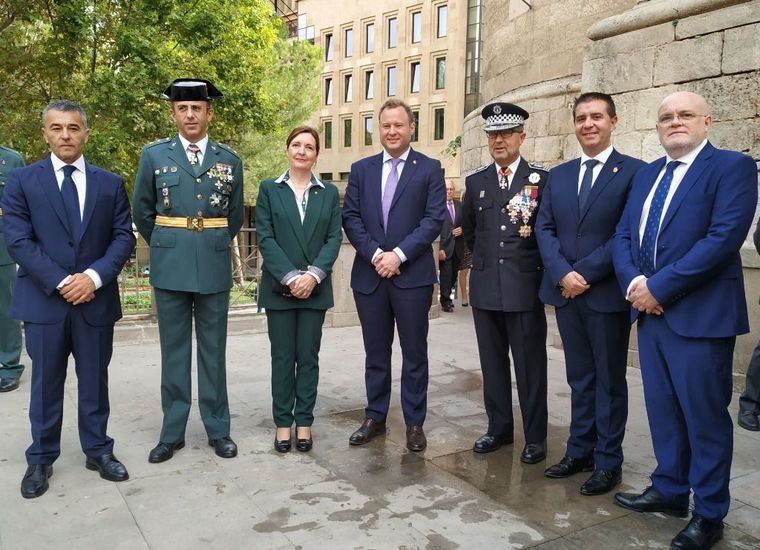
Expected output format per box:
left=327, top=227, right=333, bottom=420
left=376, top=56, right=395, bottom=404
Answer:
left=499, top=166, right=511, bottom=190
left=578, top=159, right=600, bottom=211
left=382, top=157, right=401, bottom=232
left=61, top=164, right=82, bottom=241
left=639, top=160, right=681, bottom=277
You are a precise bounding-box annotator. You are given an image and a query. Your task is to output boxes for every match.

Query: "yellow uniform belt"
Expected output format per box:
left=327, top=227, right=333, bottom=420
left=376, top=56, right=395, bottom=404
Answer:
left=154, top=215, right=227, bottom=232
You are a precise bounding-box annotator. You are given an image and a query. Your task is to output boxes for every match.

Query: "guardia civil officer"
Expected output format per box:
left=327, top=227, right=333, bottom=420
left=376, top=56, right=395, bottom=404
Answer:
left=133, top=79, right=244, bottom=462
left=461, top=102, right=549, bottom=464
left=0, top=145, right=25, bottom=393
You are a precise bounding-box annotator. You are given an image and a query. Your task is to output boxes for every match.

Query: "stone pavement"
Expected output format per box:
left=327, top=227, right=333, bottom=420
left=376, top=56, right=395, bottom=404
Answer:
left=0, top=305, right=759, bottom=550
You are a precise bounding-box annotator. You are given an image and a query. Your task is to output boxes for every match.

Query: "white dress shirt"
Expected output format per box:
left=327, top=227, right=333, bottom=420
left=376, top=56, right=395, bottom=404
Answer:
left=493, top=156, right=522, bottom=189
left=373, top=147, right=412, bottom=263
left=50, top=153, right=102, bottom=290
left=577, top=145, right=614, bottom=193
left=177, top=134, right=209, bottom=165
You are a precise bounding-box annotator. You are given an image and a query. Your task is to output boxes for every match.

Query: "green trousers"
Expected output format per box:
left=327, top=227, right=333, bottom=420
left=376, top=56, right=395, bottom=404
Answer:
left=266, top=308, right=326, bottom=427
left=154, top=288, right=231, bottom=442
left=0, top=263, right=23, bottom=379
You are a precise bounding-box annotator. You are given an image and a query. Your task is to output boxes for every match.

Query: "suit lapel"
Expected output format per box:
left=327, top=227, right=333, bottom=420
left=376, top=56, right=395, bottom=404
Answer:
left=80, top=162, right=100, bottom=240
left=564, top=159, right=582, bottom=224
left=39, top=157, right=70, bottom=234
left=578, top=150, right=623, bottom=223
left=482, top=164, right=501, bottom=206
left=166, top=135, right=196, bottom=178
left=389, top=149, right=420, bottom=213
left=273, top=179, right=309, bottom=256
left=659, top=143, right=714, bottom=233
left=198, top=139, right=220, bottom=177
left=302, top=183, right=326, bottom=245
left=366, top=153, right=383, bottom=229
left=631, top=159, right=666, bottom=256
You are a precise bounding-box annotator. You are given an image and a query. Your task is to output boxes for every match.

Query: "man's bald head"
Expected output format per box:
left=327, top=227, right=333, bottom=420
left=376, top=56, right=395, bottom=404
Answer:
left=656, top=91, right=712, bottom=158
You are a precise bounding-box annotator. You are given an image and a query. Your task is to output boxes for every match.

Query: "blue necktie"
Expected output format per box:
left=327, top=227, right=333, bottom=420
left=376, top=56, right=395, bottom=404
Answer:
left=578, top=159, right=599, bottom=211
left=61, top=165, right=82, bottom=241
left=639, top=160, right=681, bottom=277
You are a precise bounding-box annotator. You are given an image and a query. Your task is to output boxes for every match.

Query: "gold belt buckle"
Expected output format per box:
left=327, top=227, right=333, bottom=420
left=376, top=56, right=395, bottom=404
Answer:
left=187, top=217, right=204, bottom=232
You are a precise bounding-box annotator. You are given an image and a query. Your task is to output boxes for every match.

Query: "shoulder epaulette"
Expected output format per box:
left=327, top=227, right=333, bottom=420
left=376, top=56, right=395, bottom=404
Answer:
left=216, top=142, right=240, bottom=158
left=528, top=162, right=549, bottom=172
left=144, top=137, right=172, bottom=149
left=463, top=164, right=490, bottom=178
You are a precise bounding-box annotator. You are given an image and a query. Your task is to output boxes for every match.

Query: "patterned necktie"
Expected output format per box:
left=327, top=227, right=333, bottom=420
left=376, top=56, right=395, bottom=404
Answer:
left=447, top=201, right=455, bottom=222
left=639, top=160, right=681, bottom=277
left=499, top=166, right=511, bottom=190
left=61, top=164, right=82, bottom=241
left=578, top=158, right=600, bottom=211
left=382, top=157, right=402, bottom=232
left=187, top=143, right=201, bottom=166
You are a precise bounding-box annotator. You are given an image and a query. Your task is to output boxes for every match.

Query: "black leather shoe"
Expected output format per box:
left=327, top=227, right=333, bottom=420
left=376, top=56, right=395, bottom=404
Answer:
left=295, top=437, right=313, bottom=452
left=670, top=515, right=723, bottom=549
left=148, top=440, right=185, bottom=463
left=274, top=437, right=292, bottom=453
left=442, top=304, right=454, bottom=312
left=737, top=409, right=760, bottom=431
left=349, top=417, right=386, bottom=445
left=20, top=464, right=53, bottom=499
left=473, top=433, right=513, bottom=454
left=406, top=426, right=427, bottom=452
left=614, top=486, right=688, bottom=517
left=208, top=436, right=237, bottom=458
left=85, top=453, right=129, bottom=482
left=520, top=441, right=547, bottom=464
left=0, top=377, right=20, bottom=392
left=580, top=468, right=622, bottom=495
left=544, top=455, right=594, bottom=478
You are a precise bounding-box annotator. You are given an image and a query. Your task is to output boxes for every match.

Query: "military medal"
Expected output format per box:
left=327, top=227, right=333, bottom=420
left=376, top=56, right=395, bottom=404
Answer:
left=507, top=185, right=539, bottom=238
left=171, top=166, right=178, bottom=173
left=528, top=172, right=541, bottom=184
left=209, top=193, right=222, bottom=208
left=215, top=181, right=223, bottom=190
left=519, top=225, right=532, bottom=238
left=162, top=187, right=171, bottom=210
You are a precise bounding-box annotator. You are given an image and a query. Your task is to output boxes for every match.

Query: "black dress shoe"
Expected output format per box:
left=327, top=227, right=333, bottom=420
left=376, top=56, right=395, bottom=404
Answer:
left=614, top=485, right=688, bottom=517
left=208, top=436, right=238, bottom=458
left=0, top=377, right=20, bottom=392
left=349, top=417, right=386, bottom=445
left=520, top=441, right=547, bottom=464
left=442, top=304, right=454, bottom=312
left=20, top=464, right=53, bottom=499
left=544, top=455, right=594, bottom=478
left=406, top=426, right=427, bottom=452
left=295, top=437, right=313, bottom=452
left=148, top=440, right=185, bottom=463
left=580, top=468, right=622, bottom=495
left=737, top=409, right=760, bottom=431
left=274, top=437, right=292, bottom=453
left=85, top=453, right=129, bottom=482
left=671, top=515, right=723, bottom=549
left=473, top=433, right=513, bottom=454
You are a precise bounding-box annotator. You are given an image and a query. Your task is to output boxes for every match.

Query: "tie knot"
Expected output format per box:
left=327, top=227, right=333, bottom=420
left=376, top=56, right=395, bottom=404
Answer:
left=666, top=160, right=681, bottom=172
left=187, top=143, right=200, bottom=153
left=499, top=166, right=511, bottom=176
left=389, top=157, right=402, bottom=168
left=584, top=159, right=600, bottom=169
left=62, top=165, right=76, bottom=178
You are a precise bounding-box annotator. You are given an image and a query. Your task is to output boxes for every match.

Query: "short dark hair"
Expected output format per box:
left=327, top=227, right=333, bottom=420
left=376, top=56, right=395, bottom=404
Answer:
left=286, top=125, right=320, bottom=154
left=42, top=99, right=89, bottom=129
left=572, top=92, right=616, bottom=119
left=378, top=98, right=415, bottom=124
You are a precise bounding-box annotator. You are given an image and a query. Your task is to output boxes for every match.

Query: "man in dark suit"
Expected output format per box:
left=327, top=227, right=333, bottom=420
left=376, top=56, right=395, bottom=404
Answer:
left=2, top=100, right=135, bottom=498
left=613, top=92, right=757, bottom=550
left=536, top=92, right=644, bottom=495
left=461, top=102, right=549, bottom=464
left=438, top=179, right=463, bottom=312
left=342, top=98, right=446, bottom=452
left=738, top=222, right=760, bottom=432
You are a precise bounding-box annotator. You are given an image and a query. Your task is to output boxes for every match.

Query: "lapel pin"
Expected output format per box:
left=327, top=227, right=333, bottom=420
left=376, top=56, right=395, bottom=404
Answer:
left=612, top=166, right=619, bottom=173
left=412, top=159, right=417, bottom=165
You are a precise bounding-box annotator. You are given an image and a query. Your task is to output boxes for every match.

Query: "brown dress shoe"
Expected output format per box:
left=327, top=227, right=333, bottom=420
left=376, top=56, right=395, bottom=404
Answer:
left=406, top=426, right=427, bottom=452
left=349, top=417, right=386, bottom=445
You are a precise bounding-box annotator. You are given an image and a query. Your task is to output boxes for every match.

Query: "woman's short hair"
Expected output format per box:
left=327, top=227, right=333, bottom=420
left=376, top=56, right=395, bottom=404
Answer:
left=286, top=126, right=320, bottom=154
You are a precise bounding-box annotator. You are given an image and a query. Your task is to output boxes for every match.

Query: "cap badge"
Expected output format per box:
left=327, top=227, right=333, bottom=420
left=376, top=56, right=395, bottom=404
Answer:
left=493, top=105, right=502, bottom=115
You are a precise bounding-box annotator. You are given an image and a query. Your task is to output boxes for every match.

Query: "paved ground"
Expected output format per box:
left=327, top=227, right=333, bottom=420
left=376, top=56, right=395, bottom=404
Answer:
left=0, top=304, right=759, bottom=549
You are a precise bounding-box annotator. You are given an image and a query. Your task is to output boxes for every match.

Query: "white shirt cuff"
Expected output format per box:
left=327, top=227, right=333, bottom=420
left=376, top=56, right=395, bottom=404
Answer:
left=57, top=275, right=72, bottom=290
left=84, top=269, right=102, bottom=290
left=372, top=248, right=383, bottom=263
left=393, top=247, right=407, bottom=263
left=626, top=275, right=646, bottom=299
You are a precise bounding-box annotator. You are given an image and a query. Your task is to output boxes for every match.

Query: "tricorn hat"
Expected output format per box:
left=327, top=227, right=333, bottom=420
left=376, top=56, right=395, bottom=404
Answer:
left=161, top=78, right=223, bottom=101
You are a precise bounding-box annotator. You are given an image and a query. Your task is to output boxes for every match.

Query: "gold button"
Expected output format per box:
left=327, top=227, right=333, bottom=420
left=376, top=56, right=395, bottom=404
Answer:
left=196, top=178, right=202, bottom=183
left=197, top=194, right=203, bottom=200
left=197, top=210, right=203, bottom=216
left=500, top=225, right=507, bottom=231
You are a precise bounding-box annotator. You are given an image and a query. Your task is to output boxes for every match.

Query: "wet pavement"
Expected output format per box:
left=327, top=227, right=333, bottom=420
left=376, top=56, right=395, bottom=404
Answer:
left=0, top=304, right=758, bottom=549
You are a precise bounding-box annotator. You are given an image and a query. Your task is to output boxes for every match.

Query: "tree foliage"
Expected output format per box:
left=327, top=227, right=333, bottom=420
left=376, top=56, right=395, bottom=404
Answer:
left=0, top=0, right=321, bottom=201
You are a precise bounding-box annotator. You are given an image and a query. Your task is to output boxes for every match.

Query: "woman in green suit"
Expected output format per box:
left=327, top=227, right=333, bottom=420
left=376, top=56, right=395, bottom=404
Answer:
left=256, top=126, right=342, bottom=452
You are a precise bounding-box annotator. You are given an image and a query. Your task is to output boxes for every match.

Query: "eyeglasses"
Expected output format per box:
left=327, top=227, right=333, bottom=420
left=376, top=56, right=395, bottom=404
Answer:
left=487, top=129, right=523, bottom=139
left=656, top=112, right=708, bottom=125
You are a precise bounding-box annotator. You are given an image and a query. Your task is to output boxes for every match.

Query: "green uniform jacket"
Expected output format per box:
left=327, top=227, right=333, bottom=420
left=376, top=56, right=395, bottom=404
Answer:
left=256, top=177, right=342, bottom=310
left=0, top=146, right=25, bottom=266
left=133, top=135, right=244, bottom=294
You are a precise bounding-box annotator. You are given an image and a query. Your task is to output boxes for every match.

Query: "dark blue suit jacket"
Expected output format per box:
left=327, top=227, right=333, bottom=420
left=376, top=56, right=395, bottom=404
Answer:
left=1, top=157, right=135, bottom=325
left=613, top=142, right=757, bottom=338
left=342, top=149, right=446, bottom=294
left=536, top=149, right=645, bottom=312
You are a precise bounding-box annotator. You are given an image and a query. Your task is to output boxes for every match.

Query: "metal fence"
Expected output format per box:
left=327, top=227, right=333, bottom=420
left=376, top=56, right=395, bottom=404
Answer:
left=118, top=228, right=260, bottom=315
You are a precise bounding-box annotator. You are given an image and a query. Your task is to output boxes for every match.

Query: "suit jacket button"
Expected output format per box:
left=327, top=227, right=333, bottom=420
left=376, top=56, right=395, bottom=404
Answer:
left=197, top=210, right=203, bottom=216
left=500, top=241, right=505, bottom=247
left=197, top=194, right=203, bottom=200
left=196, top=178, right=202, bottom=183
left=576, top=233, right=582, bottom=238
left=478, top=206, right=482, bottom=211
left=501, top=208, right=506, bottom=213
left=500, top=225, right=506, bottom=231
left=156, top=241, right=160, bottom=246
left=499, top=259, right=504, bottom=264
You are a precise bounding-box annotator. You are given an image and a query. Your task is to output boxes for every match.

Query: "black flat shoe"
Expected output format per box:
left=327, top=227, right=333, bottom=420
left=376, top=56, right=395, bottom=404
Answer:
left=737, top=409, right=760, bottom=431
left=0, top=377, right=20, bottom=392
left=274, top=438, right=292, bottom=453
left=520, top=441, right=547, bottom=464
left=614, top=485, right=689, bottom=517
left=671, top=514, right=723, bottom=549
left=545, top=455, right=594, bottom=478
left=208, top=436, right=238, bottom=458
left=473, top=433, right=513, bottom=453
left=295, top=438, right=313, bottom=452
left=580, top=468, right=621, bottom=495
left=85, top=453, right=129, bottom=482
left=20, top=464, right=53, bottom=499
left=148, top=440, right=185, bottom=463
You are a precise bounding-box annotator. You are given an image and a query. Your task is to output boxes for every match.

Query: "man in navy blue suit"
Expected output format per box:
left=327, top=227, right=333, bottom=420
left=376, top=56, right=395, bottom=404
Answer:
left=2, top=100, right=135, bottom=498
left=536, top=92, right=644, bottom=495
left=342, top=98, right=446, bottom=452
left=613, top=92, right=757, bottom=550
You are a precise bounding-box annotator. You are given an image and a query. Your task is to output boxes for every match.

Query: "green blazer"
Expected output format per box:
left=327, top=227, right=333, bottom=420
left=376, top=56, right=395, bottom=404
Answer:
left=133, top=135, right=244, bottom=294
left=0, top=146, right=25, bottom=266
left=256, top=175, right=342, bottom=310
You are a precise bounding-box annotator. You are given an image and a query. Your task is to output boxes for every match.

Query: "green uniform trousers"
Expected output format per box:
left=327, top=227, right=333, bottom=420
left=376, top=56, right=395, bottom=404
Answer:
left=266, top=307, right=326, bottom=427
left=0, top=263, right=23, bottom=379
left=154, top=287, right=230, bottom=442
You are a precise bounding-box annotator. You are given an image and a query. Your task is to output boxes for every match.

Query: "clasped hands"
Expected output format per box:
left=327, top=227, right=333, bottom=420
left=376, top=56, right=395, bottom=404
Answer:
left=628, top=277, right=663, bottom=315
left=373, top=251, right=401, bottom=278
left=287, top=273, right=318, bottom=299
left=59, top=273, right=96, bottom=305
left=560, top=271, right=590, bottom=299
